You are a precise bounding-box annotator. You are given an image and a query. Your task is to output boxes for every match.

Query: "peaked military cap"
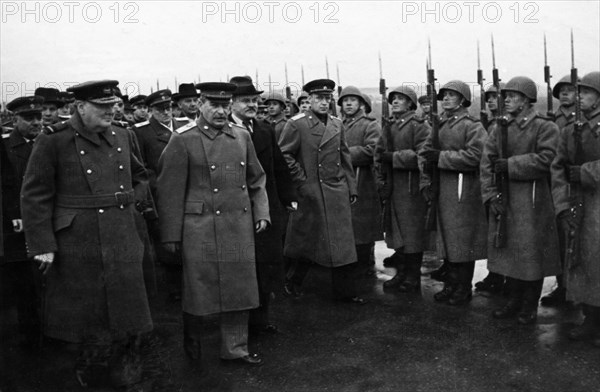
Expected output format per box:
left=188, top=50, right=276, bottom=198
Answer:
left=67, top=80, right=121, bottom=105
left=172, top=83, right=199, bottom=101
left=129, top=95, right=147, bottom=106
left=303, top=78, right=335, bottom=94
left=229, top=76, right=264, bottom=96
left=7, top=96, right=44, bottom=115
left=418, top=95, right=431, bottom=104
left=58, top=91, right=75, bottom=104
left=145, top=89, right=172, bottom=107
left=35, top=87, right=65, bottom=108
left=195, top=82, right=236, bottom=102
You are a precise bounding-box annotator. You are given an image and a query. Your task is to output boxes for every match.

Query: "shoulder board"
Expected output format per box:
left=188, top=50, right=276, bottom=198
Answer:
left=464, top=115, right=480, bottom=123
left=329, top=115, right=342, bottom=121
left=230, top=122, right=247, bottom=131
left=134, top=120, right=150, bottom=128
left=111, top=120, right=128, bottom=129
left=411, top=115, right=425, bottom=123
left=175, top=117, right=191, bottom=122
left=43, top=121, right=69, bottom=135
left=1, top=133, right=9, bottom=139
left=535, top=112, right=553, bottom=121
left=291, top=113, right=306, bottom=121
left=175, top=121, right=196, bottom=134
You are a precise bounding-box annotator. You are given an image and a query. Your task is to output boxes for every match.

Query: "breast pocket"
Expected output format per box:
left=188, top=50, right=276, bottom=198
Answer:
left=184, top=201, right=204, bottom=214
left=53, top=213, right=77, bottom=233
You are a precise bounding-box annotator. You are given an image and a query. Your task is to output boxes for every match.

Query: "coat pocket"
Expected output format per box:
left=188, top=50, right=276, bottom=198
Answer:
left=53, top=213, right=77, bottom=233
left=184, top=201, right=204, bottom=214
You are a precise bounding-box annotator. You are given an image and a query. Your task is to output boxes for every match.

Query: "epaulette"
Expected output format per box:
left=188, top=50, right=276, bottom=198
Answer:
left=175, top=117, right=190, bottom=122
left=535, top=112, right=553, bottom=121
left=412, top=115, right=425, bottom=123
left=229, top=122, right=246, bottom=131
left=329, top=114, right=342, bottom=121
left=43, top=121, right=69, bottom=135
left=291, top=113, right=306, bottom=121
left=111, top=120, right=129, bottom=129
left=175, top=121, right=196, bottom=134
left=466, top=115, right=481, bottom=123
left=1, top=133, right=9, bottom=139
left=134, top=120, right=150, bottom=128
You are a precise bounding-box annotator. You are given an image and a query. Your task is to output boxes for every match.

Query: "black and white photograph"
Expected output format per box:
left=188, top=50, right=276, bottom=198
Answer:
left=1, top=1, right=599, bottom=391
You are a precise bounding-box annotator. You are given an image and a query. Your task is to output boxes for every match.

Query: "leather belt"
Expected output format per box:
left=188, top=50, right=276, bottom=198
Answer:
left=56, top=190, right=135, bottom=208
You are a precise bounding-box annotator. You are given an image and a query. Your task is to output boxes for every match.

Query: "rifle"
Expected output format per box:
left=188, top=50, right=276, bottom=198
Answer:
left=424, top=40, right=440, bottom=233
left=336, top=63, right=343, bottom=105
left=284, top=63, right=292, bottom=101
left=544, top=33, right=554, bottom=119
left=491, top=34, right=508, bottom=248
left=565, top=29, right=584, bottom=269
left=301, top=65, right=305, bottom=86
left=378, top=52, right=392, bottom=231
left=477, top=40, right=489, bottom=129
left=325, top=56, right=337, bottom=116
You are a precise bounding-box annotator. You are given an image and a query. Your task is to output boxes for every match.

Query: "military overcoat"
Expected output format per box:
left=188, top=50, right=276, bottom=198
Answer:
left=481, top=107, right=561, bottom=280
left=376, top=111, right=431, bottom=252
left=278, top=110, right=358, bottom=267
left=20, top=112, right=153, bottom=343
left=344, top=110, right=383, bottom=245
left=551, top=107, right=600, bottom=306
left=156, top=117, right=270, bottom=316
left=420, top=107, right=488, bottom=263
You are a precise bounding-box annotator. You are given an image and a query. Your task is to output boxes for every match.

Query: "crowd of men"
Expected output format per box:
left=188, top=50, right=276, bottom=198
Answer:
left=0, top=68, right=599, bottom=389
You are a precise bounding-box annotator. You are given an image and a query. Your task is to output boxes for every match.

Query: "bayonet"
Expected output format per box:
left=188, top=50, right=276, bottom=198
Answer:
left=544, top=33, right=554, bottom=117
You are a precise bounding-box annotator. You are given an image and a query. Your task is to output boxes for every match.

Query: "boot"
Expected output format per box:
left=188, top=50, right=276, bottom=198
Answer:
left=383, top=252, right=406, bottom=289
left=183, top=312, right=202, bottom=360
left=568, top=304, right=598, bottom=341
left=475, top=271, right=505, bottom=294
left=448, top=261, right=475, bottom=306
left=493, top=278, right=523, bottom=319
left=434, top=262, right=458, bottom=302
left=540, top=276, right=566, bottom=307
left=517, top=279, right=543, bottom=325
left=398, top=253, right=422, bottom=293
left=430, top=259, right=449, bottom=282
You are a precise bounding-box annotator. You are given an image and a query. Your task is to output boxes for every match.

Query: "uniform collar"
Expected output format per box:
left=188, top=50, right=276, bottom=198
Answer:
left=196, top=115, right=236, bottom=139
left=69, top=111, right=114, bottom=146
left=343, top=109, right=366, bottom=125
left=510, top=106, right=537, bottom=129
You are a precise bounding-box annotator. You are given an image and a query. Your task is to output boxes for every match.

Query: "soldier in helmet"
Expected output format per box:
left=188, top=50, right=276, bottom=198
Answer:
left=420, top=80, right=488, bottom=306
left=551, top=71, right=600, bottom=345
left=338, top=86, right=383, bottom=276
left=375, top=86, right=431, bottom=291
left=481, top=76, right=561, bottom=325
left=540, top=75, right=580, bottom=307
left=298, top=92, right=311, bottom=113
left=264, top=93, right=287, bottom=139
left=361, top=93, right=373, bottom=117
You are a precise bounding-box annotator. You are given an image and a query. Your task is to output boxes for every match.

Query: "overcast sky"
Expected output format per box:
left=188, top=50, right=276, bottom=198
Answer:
left=1, top=0, right=599, bottom=102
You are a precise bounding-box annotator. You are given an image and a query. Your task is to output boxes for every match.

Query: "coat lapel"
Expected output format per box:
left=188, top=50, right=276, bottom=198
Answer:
left=319, top=115, right=340, bottom=147
left=150, top=117, right=172, bottom=143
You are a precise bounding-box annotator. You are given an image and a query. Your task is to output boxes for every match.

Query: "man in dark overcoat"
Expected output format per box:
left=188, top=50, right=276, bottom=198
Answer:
left=20, top=80, right=153, bottom=388
left=0, top=96, right=44, bottom=347
left=228, top=76, right=297, bottom=334
left=279, top=78, right=364, bottom=304
left=156, top=82, right=270, bottom=366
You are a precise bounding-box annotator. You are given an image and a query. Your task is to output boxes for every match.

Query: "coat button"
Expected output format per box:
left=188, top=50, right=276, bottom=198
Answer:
left=119, top=185, right=124, bottom=190
left=244, top=207, right=248, bottom=212
left=98, top=209, right=104, bottom=214
left=240, top=161, right=245, bottom=166
left=204, top=126, right=209, bottom=129
left=241, top=185, right=246, bottom=190
left=119, top=165, right=124, bottom=170
left=80, top=150, right=85, bottom=155
left=337, top=148, right=340, bottom=151
left=120, top=205, right=125, bottom=209
left=112, top=131, right=116, bottom=135
left=216, top=210, right=221, bottom=215
left=211, top=165, right=216, bottom=170
left=213, top=188, right=219, bottom=193
left=318, top=164, right=322, bottom=167
left=318, top=148, right=322, bottom=152
left=117, top=147, right=122, bottom=153
left=337, top=163, right=340, bottom=166
left=86, top=169, right=92, bottom=174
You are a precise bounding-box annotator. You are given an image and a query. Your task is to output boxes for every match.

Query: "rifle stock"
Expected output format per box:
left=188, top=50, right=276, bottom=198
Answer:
left=424, top=66, right=440, bottom=232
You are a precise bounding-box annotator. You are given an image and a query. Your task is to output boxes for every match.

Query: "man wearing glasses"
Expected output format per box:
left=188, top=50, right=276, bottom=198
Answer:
left=279, top=79, right=365, bottom=304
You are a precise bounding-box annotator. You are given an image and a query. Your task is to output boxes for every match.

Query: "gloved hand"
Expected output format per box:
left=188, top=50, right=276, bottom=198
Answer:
left=421, top=186, right=434, bottom=204
left=493, top=158, right=508, bottom=174
left=422, top=149, right=441, bottom=163
left=381, top=152, right=394, bottom=163
left=558, top=209, right=579, bottom=233
left=567, top=165, right=581, bottom=183
left=162, top=242, right=181, bottom=255
left=489, top=196, right=505, bottom=217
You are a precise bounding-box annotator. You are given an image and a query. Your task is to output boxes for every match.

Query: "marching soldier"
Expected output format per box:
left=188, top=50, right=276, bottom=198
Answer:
left=551, top=71, right=600, bottom=345
left=228, top=76, right=297, bottom=335
left=35, top=87, right=64, bottom=127
left=420, top=80, right=488, bottom=306
left=156, top=82, right=269, bottom=366
left=172, top=83, right=200, bottom=122
left=481, top=76, right=561, bottom=324
left=279, top=79, right=365, bottom=304
left=541, top=75, right=580, bottom=307
left=338, top=86, right=382, bottom=276
left=0, top=96, right=44, bottom=348
left=21, top=80, right=153, bottom=388
left=130, top=95, right=149, bottom=124
left=264, top=92, right=287, bottom=140
left=375, top=86, right=430, bottom=291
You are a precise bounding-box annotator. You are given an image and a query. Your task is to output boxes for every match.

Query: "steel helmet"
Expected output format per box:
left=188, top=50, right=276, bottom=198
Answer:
left=437, top=80, right=472, bottom=107
left=337, top=86, right=364, bottom=106
left=552, top=75, right=578, bottom=99
left=484, top=82, right=506, bottom=101
left=387, top=85, right=418, bottom=109
left=579, top=71, right=600, bottom=95
left=502, top=76, right=537, bottom=103
left=361, top=93, right=372, bottom=114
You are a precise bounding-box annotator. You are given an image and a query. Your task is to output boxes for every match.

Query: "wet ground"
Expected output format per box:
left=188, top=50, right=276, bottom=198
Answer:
left=1, top=241, right=599, bottom=391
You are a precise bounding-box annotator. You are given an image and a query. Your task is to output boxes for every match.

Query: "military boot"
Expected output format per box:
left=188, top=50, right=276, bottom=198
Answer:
left=434, top=263, right=458, bottom=302
left=475, top=271, right=505, bottom=294
left=397, top=253, right=422, bottom=293
left=448, top=261, right=475, bottom=306
left=383, top=252, right=406, bottom=289
left=493, top=278, right=523, bottom=319
left=183, top=312, right=202, bottom=361
left=568, top=304, right=599, bottom=341
left=429, top=259, right=449, bottom=282
left=517, top=280, right=543, bottom=325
